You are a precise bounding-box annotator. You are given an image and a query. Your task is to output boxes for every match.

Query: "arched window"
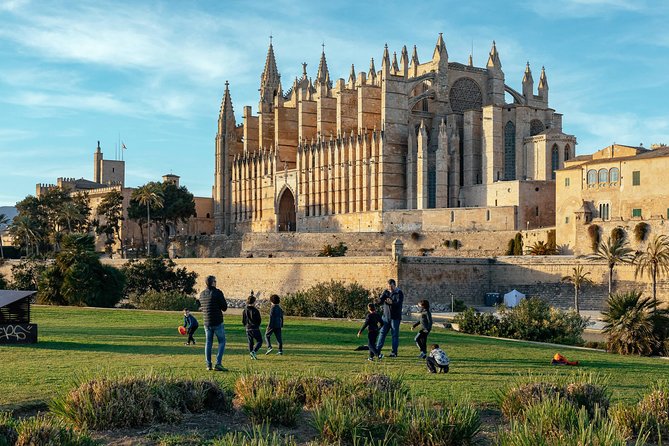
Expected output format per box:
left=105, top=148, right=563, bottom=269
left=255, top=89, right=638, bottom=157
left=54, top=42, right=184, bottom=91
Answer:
left=598, top=168, right=608, bottom=184
left=564, top=144, right=570, bottom=161
left=551, top=144, right=559, bottom=179
left=504, top=121, right=516, bottom=180
left=609, top=167, right=619, bottom=183
left=599, top=203, right=610, bottom=220
left=587, top=169, right=597, bottom=185
left=449, top=78, right=483, bottom=113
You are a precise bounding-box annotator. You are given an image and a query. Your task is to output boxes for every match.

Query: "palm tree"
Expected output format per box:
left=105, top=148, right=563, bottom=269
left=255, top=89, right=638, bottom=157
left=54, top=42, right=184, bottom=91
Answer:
left=561, top=265, right=593, bottom=313
left=634, top=234, right=669, bottom=312
left=57, top=202, right=84, bottom=233
left=588, top=237, right=635, bottom=297
left=133, top=184, right=164, bottom=256
left=10, top=215, right=39, bottom=257
left=0, top=213, right=10, bottom=259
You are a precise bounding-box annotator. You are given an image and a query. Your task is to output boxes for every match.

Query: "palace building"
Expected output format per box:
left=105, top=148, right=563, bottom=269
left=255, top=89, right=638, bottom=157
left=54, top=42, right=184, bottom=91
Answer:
left=213, top=34, right=576, bottom=235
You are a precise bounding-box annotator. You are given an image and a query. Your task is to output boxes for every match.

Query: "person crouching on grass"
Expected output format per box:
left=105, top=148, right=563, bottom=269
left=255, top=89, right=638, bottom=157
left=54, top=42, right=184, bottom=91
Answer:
left=426, top=344, right=449, bottom=374
left=357, top=303, right=384, bottom=361
left=183, top=308, right=199, bottom=345
left=242, top=292, right=263, bottom=359
left=411, top=299, right=432, bottom=359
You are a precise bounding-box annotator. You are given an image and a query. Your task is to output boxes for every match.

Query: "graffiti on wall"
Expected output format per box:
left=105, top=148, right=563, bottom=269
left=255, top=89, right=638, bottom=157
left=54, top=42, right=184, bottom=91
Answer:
left=0, top=324, right=33, bottom=341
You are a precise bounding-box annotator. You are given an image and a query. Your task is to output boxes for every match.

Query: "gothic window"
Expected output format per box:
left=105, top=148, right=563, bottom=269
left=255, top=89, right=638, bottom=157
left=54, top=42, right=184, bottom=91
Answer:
left=504, top=121, right=516, bottom=180
left=599, top=203, right=610, bottom=220
left=530, top=119, right=545, bottom=136
left=428, top=169, right=436, bottom=208
left=587, top=169, right=597, bottom=185
left=598, top=168, right=608, bottom=184
left=551, top=144, right=559, bottom=179
left=609, top=167, right=619, bottom=183
left=564, top=144, right=570, bottom=161
left=449, top=78, right=483, bottom=113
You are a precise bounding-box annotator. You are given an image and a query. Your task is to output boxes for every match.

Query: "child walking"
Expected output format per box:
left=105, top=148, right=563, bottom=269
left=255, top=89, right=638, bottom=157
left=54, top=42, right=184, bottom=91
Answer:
left=411, top=300, right=433, bottom=358
left=242, top=292, right=263, bottom=359
left=265, top=294, right=284, bottom=355
left=426, top=343, right=449, bottom=373
left=183, top=308, right=199, bottom=345
left=357, top=303, right=384, bottom=361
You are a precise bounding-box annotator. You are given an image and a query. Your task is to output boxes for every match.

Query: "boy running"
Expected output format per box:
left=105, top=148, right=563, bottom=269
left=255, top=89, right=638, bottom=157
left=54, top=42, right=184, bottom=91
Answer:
left=357, top=303, right=384, bottom=361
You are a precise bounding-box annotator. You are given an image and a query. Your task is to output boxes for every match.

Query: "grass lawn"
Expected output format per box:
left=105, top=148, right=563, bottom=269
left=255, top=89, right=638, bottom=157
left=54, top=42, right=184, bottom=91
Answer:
left=0, top=305, right=667, bottom=411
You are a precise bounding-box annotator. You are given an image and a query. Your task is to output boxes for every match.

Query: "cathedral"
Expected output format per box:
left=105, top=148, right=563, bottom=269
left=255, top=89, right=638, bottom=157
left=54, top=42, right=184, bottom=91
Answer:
left=213, top=34, right=576, bottom=235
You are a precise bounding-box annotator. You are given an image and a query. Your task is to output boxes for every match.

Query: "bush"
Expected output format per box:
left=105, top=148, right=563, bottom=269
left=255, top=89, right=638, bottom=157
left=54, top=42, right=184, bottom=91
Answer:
left=122, top=257, right=197, bottom=298
left=513, top=232, right=523, bottom=256
left=498, top=374, right=610, bottom=421
left=610, top=381, right=669, bottom=443
left=212, top=425, right=297, bottom=446
left=634, top=222, right=650, bottom=242
left=234, top=374, right=301, bottom=427
left=318, top=242, right=348, bottom=257
left=283, top=280, right=372, bottom=318
left=15, top=413, right=95, bottom=446
left=36, top=234, right=125, bottom=307
left=588, top=224, right=601, bottom=252
left=408, top=398, right=481, bottom=446
left=455, top=299, right=587, bottom=346
left=0, top=412, right=18, bottom=446
left=10, top=259, right=47, bottom=291
left=0, top=273, right=6, bottom=290
left=130, top=290, right=199, bottom=311
left=51, top=375, right=231, bottom=430
left=602, top=290, right=669, bottom=356
left=505, top=239, right=515, bottom=255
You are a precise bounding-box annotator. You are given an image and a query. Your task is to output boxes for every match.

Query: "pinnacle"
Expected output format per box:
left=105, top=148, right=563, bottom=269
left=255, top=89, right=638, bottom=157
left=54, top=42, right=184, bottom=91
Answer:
left=411, top=45, right=419, bottom=66
left=316, top=46, right=330, bottom=86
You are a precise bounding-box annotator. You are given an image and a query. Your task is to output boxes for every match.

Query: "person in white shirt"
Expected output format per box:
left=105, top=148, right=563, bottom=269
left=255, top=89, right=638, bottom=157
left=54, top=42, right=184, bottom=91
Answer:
left=427, top=343, right=449, bottom=374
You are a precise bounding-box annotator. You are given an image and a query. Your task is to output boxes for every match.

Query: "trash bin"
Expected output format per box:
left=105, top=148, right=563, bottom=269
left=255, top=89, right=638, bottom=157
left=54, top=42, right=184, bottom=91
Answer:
left=484, top=293, right=501, bottom=306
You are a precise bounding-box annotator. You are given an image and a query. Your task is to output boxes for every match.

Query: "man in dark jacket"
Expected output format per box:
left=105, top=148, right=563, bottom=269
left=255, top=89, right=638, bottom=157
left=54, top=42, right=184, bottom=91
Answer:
left=376, top=278, right=404, bottom=357
left=199, top=275, right=228, bottom=371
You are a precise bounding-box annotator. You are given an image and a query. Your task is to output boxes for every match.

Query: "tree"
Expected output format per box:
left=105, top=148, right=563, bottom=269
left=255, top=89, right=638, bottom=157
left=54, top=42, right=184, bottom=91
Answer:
left=561, top=265, right=593, bottom=313
left=527, top=240, right=558, bottom=256
left=634, top=234, right=669, bottom=312
left=132, top=183, right=164, bottom=256
left=0, top=213, right=10, bottom=259
left=9, top=215, right=40, bottom=257
left=588, top=237, right=634, bottom=297
left=57, top=202, right=84, bottom=233
left=95, top=190, right=124, bottom=258
left=122, top=257, right=197, bottom=298
left=152, top=182, right=196, bottom=253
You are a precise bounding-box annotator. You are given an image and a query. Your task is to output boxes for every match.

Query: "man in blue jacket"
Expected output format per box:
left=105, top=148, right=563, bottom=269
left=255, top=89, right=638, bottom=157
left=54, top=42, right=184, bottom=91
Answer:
left=198, top=275, right=228, bottom=371
left=376, top=278, right=404, bottom=357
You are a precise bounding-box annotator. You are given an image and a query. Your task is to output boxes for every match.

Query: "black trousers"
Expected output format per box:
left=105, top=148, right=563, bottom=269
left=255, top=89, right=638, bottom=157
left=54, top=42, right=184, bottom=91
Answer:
left=368, top=331, right=381, bottom=358
left=246, top=328, right=262, bottom=353
left=187, top=326, right=198, bottom=344
left=414, top=330, right=429, bottom=354
left=426, top=357, right=449, bottom=373
left=265, top=327, right=283, bottom=351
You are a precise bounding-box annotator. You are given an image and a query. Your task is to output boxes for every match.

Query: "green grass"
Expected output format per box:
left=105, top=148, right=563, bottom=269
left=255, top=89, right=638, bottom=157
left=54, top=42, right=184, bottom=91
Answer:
left=0, top=305, right=667, bottom=410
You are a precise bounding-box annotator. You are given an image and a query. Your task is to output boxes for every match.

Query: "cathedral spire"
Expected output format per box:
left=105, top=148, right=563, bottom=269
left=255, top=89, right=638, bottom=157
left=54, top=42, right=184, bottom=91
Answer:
left=260, top=37, right=280, bottom=104
left=432, top=32, right=447, bottom=60
left=382, top=44, right=390, bottom=74
left=411, top=45, right=419, bottom=66
left=486, top=40, right=502, bottom=70
left=348, top=64, right=356, bottom=85
left=522, top=62, right=534, bottom=101
left=538, top=66, right=549, bottom=101
left=400, top=45, right=409, bottom=77
left=316, top=43, right=330, bottom=86
left=392, top=51, right=399, bottom=73
left=522, top=62, right=533, bottom=84
left=368, top=57, right=377, bottom=83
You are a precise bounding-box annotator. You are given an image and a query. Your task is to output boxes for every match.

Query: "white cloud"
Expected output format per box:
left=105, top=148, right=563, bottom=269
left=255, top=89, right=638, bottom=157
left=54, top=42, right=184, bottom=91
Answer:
left=526, top=0, right=650, bottom=18
left=0, top=128, right=34, bottom=142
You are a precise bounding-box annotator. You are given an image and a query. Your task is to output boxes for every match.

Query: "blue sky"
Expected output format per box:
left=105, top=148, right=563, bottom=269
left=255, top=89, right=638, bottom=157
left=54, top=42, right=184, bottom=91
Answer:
left=1, top=0, right=668, bottom=206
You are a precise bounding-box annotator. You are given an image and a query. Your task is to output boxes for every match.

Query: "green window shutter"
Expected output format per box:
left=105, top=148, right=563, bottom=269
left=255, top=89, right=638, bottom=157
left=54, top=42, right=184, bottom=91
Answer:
left=632, top=208, right=642, bottom=218
left=632, top=171, right=640, bottom=186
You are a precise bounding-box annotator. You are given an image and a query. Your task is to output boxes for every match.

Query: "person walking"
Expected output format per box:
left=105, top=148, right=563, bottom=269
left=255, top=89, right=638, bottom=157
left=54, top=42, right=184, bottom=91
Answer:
left=357, top=303, right=384, bottom=361
left=265, top=294, right=284, bottom=355
left=199, top=275, right=228, bottom=371
left=242, top=292, right=263, bottom=359
left=376, top=278, right=404, bottom=357
left=411, top=300, right=433, bottom=358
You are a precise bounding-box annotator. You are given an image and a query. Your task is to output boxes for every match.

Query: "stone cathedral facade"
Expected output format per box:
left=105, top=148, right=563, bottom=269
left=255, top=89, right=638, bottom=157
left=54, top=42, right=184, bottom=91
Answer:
left=213, top=34, right=576, bottom=235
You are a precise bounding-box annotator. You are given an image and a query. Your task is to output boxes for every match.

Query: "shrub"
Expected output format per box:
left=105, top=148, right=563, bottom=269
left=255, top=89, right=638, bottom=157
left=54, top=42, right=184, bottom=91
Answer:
left=410, top=231, right=421, bottom=240
left=130, top=290, right=199, bottom=311
left=212, top=425, right=297, bottom=446
left=452, top=239, right=461, bottom=250
left=610, top=381, right=669, bottom=443
left=318, top=241, right=348, bottom=257
left=611, top=227, right=626, bottom=245
left=513, top=232, right=523, bottom=256
left=283, top=280, right=372, bottom=318
left=602, top=290, right=669, bottom=355
left=122, top=257, right=197, bottom=298
left=51, top=375, right=231, bottom=430
left=15, top=413, right=95, bottom=446
left=634, top=222, right=650, bottom=242
left=0, top=412, right=18, bottom=446
left=497, top=398, right=630, bottom=446
left=505, top=239, right=515, bottom=255
left=10, top=259, right=47, bottom=291
left=527, top=240, right=559, bottom=255
left=408, top=398, right=481, bottom=446
left=444, top=240, right=452, bottom=248
left=37, top=234, right=125, bottom=307
left=454, top=308, right=499, bottom=335
left=498, top=374, right=610, bottom=421
left=588, top=224, right=601, bottom=252
left=235, top=374, right=301, bottom=427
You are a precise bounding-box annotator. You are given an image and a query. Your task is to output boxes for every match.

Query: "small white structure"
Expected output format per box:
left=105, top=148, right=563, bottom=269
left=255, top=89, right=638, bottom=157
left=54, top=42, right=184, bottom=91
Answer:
left=503, top=289, right=525, bottom=307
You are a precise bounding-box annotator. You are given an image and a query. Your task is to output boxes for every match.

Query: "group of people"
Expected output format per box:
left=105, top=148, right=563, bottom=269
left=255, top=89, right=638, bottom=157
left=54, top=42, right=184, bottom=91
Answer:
left=182, top=276, right=449, bottom=374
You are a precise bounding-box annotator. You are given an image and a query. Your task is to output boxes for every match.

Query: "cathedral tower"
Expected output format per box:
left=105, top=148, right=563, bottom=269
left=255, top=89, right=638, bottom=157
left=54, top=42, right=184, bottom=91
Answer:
left=214, top=81, right=236, bottom=235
